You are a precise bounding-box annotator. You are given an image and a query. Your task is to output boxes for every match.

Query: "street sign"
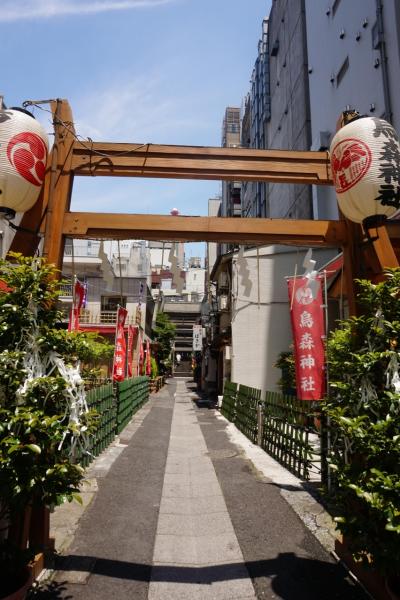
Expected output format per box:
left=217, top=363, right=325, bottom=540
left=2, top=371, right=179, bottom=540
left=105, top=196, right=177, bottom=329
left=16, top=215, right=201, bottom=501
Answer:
left=192, top=324, right=202, bottom=351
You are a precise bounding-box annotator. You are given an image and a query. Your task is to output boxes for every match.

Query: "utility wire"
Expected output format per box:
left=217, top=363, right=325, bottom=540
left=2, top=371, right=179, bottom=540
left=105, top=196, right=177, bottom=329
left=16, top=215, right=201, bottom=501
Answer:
left=23, top=101, right=149, bottom=158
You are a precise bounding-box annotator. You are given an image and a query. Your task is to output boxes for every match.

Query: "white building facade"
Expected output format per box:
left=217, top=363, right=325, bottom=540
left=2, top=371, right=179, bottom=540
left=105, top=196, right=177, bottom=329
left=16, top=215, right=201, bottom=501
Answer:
left=229, top=246, right=334, bottom=394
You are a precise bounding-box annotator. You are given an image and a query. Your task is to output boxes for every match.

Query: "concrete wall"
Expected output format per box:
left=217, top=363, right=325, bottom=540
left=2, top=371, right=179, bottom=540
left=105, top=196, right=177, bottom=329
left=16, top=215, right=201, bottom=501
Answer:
left=305, top=0, right=400, bottom=220
left=185, top=268, right=206, bottom=296
left=230, top=245, right=335, bottom=394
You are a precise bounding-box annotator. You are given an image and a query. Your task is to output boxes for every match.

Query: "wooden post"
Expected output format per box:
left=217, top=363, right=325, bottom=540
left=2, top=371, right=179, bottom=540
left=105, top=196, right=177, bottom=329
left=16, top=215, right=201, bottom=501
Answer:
left=257, top=401, right=264, bottom=447
left=365, top=219, right=400, bottom=271
left=42, top=99, right=76, bottom=273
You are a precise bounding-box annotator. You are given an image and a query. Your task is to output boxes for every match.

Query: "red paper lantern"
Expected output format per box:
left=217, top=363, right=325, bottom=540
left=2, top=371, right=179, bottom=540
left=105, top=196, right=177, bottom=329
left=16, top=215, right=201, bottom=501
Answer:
left=0, top=108, right=49, bottom=217
left=330, top=116, right=400, bottom=223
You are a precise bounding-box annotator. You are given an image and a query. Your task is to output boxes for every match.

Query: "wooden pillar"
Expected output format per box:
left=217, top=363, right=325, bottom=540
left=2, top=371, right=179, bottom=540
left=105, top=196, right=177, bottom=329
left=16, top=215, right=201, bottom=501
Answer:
left=42, top=99, right=76, bottom=273
left=365, top=219, right=399, bottom=270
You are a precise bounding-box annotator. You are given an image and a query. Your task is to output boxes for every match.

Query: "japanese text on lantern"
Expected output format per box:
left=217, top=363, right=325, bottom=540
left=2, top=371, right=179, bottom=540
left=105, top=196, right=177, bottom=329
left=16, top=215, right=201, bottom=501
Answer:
left=287, top=277, right=325, bottom=401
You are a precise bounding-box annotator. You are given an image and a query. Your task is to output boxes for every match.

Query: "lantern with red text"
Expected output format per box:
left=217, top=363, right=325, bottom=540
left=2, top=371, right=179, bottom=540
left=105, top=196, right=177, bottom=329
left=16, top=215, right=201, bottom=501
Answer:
left=0, top=108, right=49, bottom=217
left=330, top=116, right=400, bottom=223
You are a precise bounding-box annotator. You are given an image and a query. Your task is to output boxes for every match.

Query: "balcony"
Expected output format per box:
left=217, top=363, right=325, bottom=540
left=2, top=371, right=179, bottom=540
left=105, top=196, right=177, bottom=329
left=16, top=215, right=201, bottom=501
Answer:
left=78, top=309, right=140, bottom=326
left=58, top=283, right=73, bottom=298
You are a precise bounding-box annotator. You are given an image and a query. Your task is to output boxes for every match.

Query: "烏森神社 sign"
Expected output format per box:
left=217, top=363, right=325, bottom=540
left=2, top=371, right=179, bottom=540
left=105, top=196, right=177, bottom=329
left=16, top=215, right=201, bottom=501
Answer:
left=287, top=277, right=325, bottom=400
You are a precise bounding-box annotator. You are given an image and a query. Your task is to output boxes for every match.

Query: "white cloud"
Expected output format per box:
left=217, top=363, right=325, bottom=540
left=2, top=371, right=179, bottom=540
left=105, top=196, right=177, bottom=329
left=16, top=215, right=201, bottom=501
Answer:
left=0, top=0, right=175, bottom=22
left=72, top=72, right=214, bottom=145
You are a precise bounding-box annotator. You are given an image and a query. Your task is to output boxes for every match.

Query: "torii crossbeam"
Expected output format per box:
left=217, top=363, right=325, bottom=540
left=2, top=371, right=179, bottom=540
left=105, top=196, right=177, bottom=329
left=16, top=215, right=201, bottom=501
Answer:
left=9, top=98, right=399, bottom=314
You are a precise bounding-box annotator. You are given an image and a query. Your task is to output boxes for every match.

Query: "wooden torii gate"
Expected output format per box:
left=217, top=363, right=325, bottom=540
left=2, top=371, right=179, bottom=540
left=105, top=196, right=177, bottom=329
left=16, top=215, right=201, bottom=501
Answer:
left=9, top=98, right=400, bottom=552
left=10, top=98, right=400, bottom=314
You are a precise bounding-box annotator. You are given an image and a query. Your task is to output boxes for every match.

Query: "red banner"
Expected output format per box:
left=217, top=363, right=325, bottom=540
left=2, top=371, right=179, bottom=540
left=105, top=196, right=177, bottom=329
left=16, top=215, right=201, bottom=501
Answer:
left=112, top=306, right=128, bottom=382
left=68, top=307, right=80, bottom=332
left=127, top=325, right=138, bottom=378
left=287, top=276, right=326, bottom=400
left=138, top=335, right=145, bottom=376
left=75, top=280, right=85, bottom=309
left=68, top=280, right=86, bottom=332
left=145, top=339, right=151, bottom=376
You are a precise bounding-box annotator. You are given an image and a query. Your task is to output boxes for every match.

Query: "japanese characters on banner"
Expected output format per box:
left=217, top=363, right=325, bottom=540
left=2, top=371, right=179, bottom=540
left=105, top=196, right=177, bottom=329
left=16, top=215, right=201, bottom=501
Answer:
left=68, top=280, right=86, bottom=332
left=287, top=276, right=325, bottom=400
left=192, top=324, right=202, bottom=351
left=112, top=306, right=128, bottom=382
left=127, top=325, right=138, bottom=378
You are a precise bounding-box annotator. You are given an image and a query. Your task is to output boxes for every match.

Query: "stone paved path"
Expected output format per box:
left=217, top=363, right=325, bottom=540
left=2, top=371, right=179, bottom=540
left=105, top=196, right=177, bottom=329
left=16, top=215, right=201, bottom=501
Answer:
left=148, top=379, right=256, bottom=599
left=31, top=378, right=368, bottom=600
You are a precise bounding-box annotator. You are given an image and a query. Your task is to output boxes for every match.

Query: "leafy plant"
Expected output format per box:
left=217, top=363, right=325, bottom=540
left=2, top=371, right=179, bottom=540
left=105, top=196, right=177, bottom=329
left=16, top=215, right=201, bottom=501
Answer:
left=322, top=269, right=400, bottom=577
left=274, top=349, right=296, bottom=394
left=150, top=357, right=158, bottom=379
left=0, top=254, right=96, bottom=560
left=152, top=312, right=176, bottom=373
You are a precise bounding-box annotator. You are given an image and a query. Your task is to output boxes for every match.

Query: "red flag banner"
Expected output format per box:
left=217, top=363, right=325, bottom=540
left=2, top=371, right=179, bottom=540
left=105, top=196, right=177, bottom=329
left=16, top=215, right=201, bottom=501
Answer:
left=112, top=306, right=128, bottom=382
left=127, top=325, right=138, bottom=378
left=287, top=276, right=326, bottom=400
left=146, top=339, right=152, bottom=376
left=68, top=280, right=86, bottom=332
left=68, top=307, right=80, bottom=332
left=75, top=280, right=85, bottom=309
left=139, top=335, right=145, bottom=376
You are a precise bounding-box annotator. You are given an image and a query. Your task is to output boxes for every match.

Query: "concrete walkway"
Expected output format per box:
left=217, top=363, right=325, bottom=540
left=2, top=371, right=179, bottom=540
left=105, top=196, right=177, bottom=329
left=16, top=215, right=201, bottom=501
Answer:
left=31, top=379, right=368, bottom=600
left=149, top=380, right=256, bottom=599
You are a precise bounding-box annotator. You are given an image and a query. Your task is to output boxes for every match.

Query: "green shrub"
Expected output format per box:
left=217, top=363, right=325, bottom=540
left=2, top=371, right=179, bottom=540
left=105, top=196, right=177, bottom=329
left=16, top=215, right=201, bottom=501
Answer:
left=322, top=269, right=400, bottom=577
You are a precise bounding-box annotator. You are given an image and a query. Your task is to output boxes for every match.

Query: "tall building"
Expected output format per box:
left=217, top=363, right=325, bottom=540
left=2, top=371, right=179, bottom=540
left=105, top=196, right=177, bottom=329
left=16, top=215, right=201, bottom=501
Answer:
left=242, top=18, right=269, bottom=218
left=266, top=0, right=312, bottom=219
left=305, top=0, right=400, bottom=220
left=221, top=107, right=241, bottom=219
left=206, top=196, right=222, bottom=281
left=242, top=1, right=312, bottom=220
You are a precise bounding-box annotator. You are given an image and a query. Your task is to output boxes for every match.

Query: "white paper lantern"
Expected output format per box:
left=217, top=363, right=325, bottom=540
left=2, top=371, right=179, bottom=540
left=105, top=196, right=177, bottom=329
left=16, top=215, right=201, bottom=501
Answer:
left=0, top=108, right=49, bottom=216
left=330, top=116, right=400, bottom=223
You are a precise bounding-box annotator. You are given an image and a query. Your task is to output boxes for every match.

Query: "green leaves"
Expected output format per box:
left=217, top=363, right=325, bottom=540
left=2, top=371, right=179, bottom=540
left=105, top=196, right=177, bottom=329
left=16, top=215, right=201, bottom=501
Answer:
left=322, top=269, right=400, bottom=576
left=0, top=255, right=89, bottom=524
left=26, top=444, right=41, bottom=454
left=153, top=312, right=176, bottom=369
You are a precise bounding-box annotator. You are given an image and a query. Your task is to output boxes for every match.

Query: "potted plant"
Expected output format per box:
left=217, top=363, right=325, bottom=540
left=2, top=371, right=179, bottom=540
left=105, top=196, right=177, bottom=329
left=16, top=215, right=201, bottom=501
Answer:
left=0, top=254, right=97, bottom=599
left=322, top=270, right=400, bottom=595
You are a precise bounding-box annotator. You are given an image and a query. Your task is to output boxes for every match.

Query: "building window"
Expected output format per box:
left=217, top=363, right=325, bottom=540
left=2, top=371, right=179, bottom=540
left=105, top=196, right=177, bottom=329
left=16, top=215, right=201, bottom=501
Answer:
left=270, top=39, right=279, bottom=57
left=336, top=56, right=349, bottom=87
left=101, top=296, right=126, bottom=311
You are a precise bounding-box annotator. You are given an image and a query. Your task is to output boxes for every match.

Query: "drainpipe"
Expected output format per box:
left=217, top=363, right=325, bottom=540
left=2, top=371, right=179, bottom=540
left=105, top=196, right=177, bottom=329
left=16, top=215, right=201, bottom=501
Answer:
left=376, top=0, right=393, bottom=123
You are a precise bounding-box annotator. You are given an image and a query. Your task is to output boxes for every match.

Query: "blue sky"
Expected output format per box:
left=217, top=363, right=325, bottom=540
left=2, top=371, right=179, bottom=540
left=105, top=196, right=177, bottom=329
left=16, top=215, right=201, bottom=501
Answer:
left=2, top=0, right=270, bottom=258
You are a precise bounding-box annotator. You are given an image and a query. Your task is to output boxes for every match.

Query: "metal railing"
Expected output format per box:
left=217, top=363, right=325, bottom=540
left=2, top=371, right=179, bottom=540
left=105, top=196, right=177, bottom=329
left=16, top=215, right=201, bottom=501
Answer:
left=79, top=310, right=138, bottom=326
left=73, top=377, right=150, bottom=467
left=221, top=381, right=320, bottom=481
left=58, top=283, right=73, bottom=297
